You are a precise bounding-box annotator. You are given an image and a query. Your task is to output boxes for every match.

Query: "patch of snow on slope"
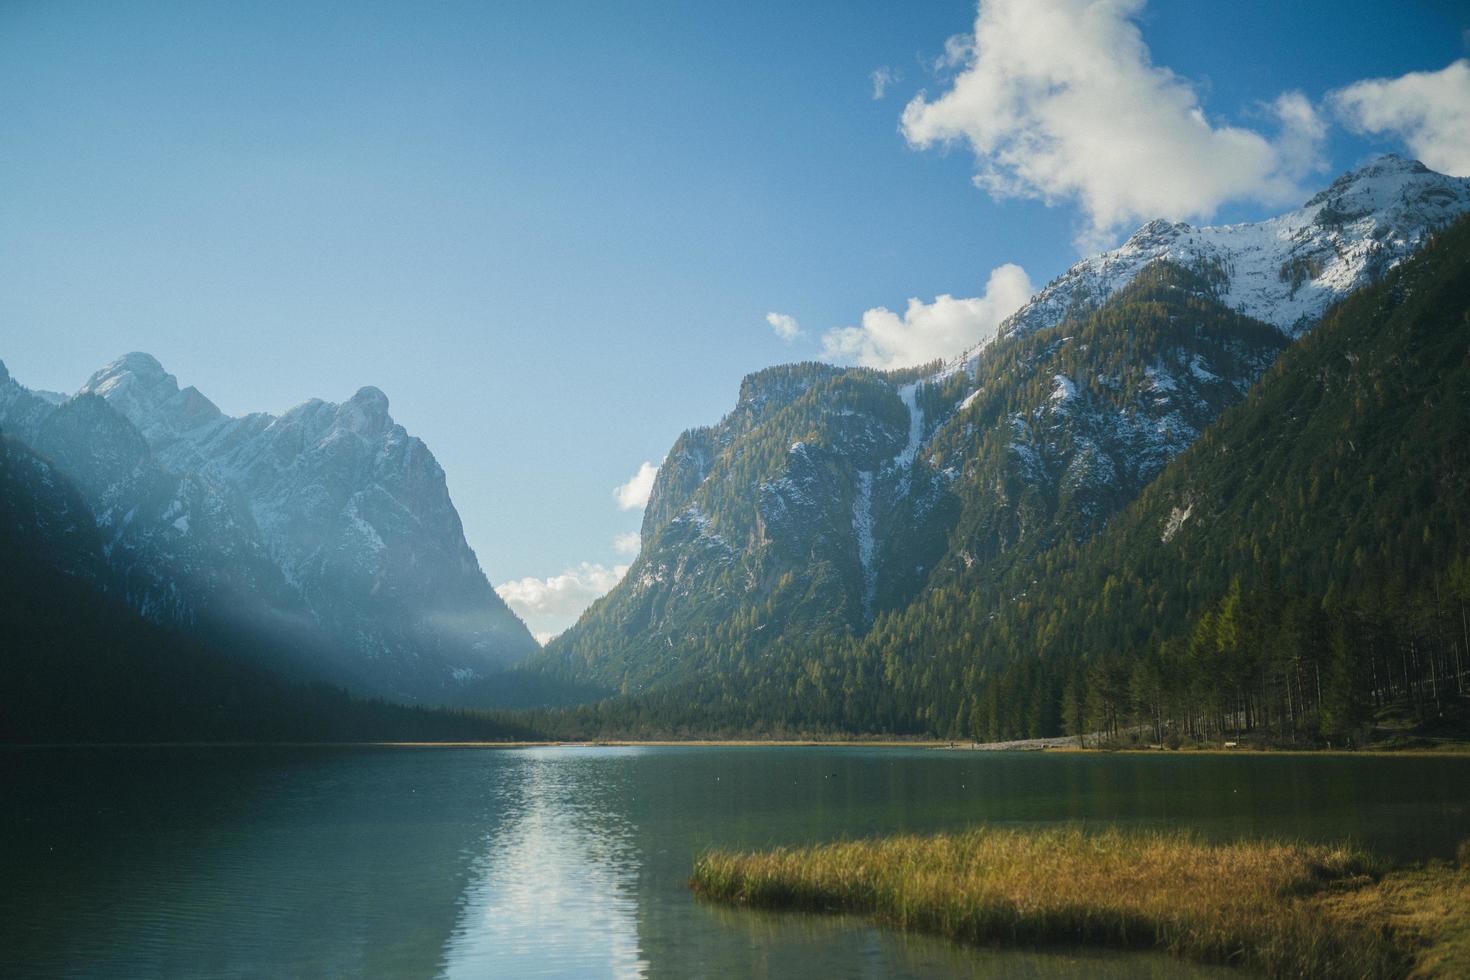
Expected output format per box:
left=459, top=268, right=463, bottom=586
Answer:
left=1145, top=367, right=1178, bottom=393
left=1189, top=355, right=1221, bottom=383
left=852, top=470, right=877, bottom=621
left=891, top=382, right=925, bottom=495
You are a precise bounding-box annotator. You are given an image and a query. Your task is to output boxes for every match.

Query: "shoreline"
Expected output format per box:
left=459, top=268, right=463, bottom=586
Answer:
left=0, top=738, right=950, bottom=750
left=948, top=740, right=1470, bottom=757
left=3, top=737, right=1466, bottom=754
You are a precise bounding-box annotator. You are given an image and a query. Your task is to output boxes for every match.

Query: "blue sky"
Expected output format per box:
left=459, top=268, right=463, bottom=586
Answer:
left=2, top=1, right=1466, bottom=638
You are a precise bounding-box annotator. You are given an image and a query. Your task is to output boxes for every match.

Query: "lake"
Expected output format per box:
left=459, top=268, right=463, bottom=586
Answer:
left=3, top=745, right=1467, bottom=978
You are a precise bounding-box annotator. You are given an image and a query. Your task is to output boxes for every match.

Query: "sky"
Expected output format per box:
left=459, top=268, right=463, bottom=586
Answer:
left=1, top=0, right=1467, bottom=640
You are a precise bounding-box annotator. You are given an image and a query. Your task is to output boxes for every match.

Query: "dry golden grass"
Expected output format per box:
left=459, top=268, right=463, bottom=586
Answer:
left=692, top=827, right=1469, bottom=977
left=1314, top=865, right=1470, bottom=978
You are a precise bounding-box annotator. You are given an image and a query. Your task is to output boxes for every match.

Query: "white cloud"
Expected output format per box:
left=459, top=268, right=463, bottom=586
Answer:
left=934, top=33, right=973, bottom=72
left=870, top=66, right=900, bottom=100
left=900, top=0, right=1326, bottom=248
left=614, top=461, right=659, bottom=511
left=765, top=311, right=801, bottom=342
left=496, top=562, right=630, bottom=637
left=1271, top=91, right=1329, bottom=177
left=821, top=263, right=1033, bottom=369
left=613, top=531, right=641, bottom=556
left=1330, top=60, right=1470, bottom=177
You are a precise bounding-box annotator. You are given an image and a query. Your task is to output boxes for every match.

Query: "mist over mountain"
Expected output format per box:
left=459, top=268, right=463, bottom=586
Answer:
left=0, top=354, right=536, bottom=703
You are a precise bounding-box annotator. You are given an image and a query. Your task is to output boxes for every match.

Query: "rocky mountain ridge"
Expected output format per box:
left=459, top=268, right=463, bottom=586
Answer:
left=945, top=154, right=1470, bottom=374
left=0, top=354, right=536, bottom=702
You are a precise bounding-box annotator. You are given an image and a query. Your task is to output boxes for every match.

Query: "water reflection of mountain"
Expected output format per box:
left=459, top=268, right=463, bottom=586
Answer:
left=0, top=747, right=503, bottom=976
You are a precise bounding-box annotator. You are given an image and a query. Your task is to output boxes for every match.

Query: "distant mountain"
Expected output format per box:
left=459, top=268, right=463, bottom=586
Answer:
left=527, top=157, right=1470, bottom=721
left=0, top=431, right=539, bottom=742
left=0, top=355, right=537, bottom=702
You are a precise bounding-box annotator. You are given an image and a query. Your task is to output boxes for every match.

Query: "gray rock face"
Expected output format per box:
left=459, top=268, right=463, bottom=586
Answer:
left=1, top=354, right=536, bottom=701
left=30, top=392, right=283, bottom=626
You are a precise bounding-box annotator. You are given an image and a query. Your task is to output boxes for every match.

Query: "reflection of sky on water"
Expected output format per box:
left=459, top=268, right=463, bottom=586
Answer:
left=4, top=746, right=1468, bottom=978
left=442, top=748, right=650, bottom=978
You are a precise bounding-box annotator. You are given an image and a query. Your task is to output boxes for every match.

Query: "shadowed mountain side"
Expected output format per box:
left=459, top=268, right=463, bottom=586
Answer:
left=0, top=353, right=538, bottom=706
left=0, top=432, right=541, bottom=742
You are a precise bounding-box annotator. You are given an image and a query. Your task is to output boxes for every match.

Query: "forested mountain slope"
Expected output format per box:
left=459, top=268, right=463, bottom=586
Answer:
left=527, top=163, right=1470, bottom=738
left=541, top=214, right=1470, bottom=740
left=532, top=263, right=1289, bottom=700
left=919, top=211, right=1470, bottom=742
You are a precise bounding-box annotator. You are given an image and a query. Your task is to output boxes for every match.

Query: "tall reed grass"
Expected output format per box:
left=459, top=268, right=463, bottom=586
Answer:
left=691, top=827, right=1429, bottom=977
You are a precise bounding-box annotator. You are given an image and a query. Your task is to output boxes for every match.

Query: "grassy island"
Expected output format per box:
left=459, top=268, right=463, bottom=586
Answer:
left=691, top=827, right=1470, bottom=978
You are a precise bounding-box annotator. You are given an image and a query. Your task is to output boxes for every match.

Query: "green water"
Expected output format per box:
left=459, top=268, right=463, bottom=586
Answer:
left=3, top=745, right=1467, bottom=978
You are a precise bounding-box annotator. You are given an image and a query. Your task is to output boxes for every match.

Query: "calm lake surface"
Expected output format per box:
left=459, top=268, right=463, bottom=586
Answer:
left=3, top=745, right=1468, bottom=978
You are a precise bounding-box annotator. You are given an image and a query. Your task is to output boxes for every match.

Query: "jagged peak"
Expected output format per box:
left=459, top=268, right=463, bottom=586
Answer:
left=78, top=352, right=231, bottom=442
left=1326, top=152, right=1428, bottom=181
left=1303, top=154, right=1443, bottom=209
left=349, top=385, right=389, bottom=414
left=333, top=384, right=393, bottom=434
left=982, top=155, right=1470, bottom=348
left=114, top=350, right=168, bottom=373
left=1125, top=218, right=1192, bottom=244
left=98, top=350, right=170, bottom=380
left=0, top=359, right=9, bottom=385
left=82, top=351, right=179, bottom=400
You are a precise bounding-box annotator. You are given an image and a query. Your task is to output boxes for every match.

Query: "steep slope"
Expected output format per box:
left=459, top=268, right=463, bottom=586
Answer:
left=535, top=265, right=1288, bottom=697
left=31, top=392, right=291, bottom=626
left=530, top=156, right=1470, bottom=722
left=539, top=214, right=1470, bottom=741
left=932, top=211, right=1470, bottom=735
left=0, top=432, right=539, bottom=742
left=81, top=355, right=539, bottom=690
left=0, top=355, right=537, bottom=702
left=543, top=363, right=926, bottom=692
left=912, top=263, right=1287, bottom=591
left=0, top=361, right=57, bottom=446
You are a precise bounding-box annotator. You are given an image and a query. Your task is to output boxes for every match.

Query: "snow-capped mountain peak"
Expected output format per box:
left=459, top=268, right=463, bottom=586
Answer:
left=82, top=351, right=178, bottom=412
left=80, top=352, right=225, bottom=450
left=945, top=156, right=1470, bottom=377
